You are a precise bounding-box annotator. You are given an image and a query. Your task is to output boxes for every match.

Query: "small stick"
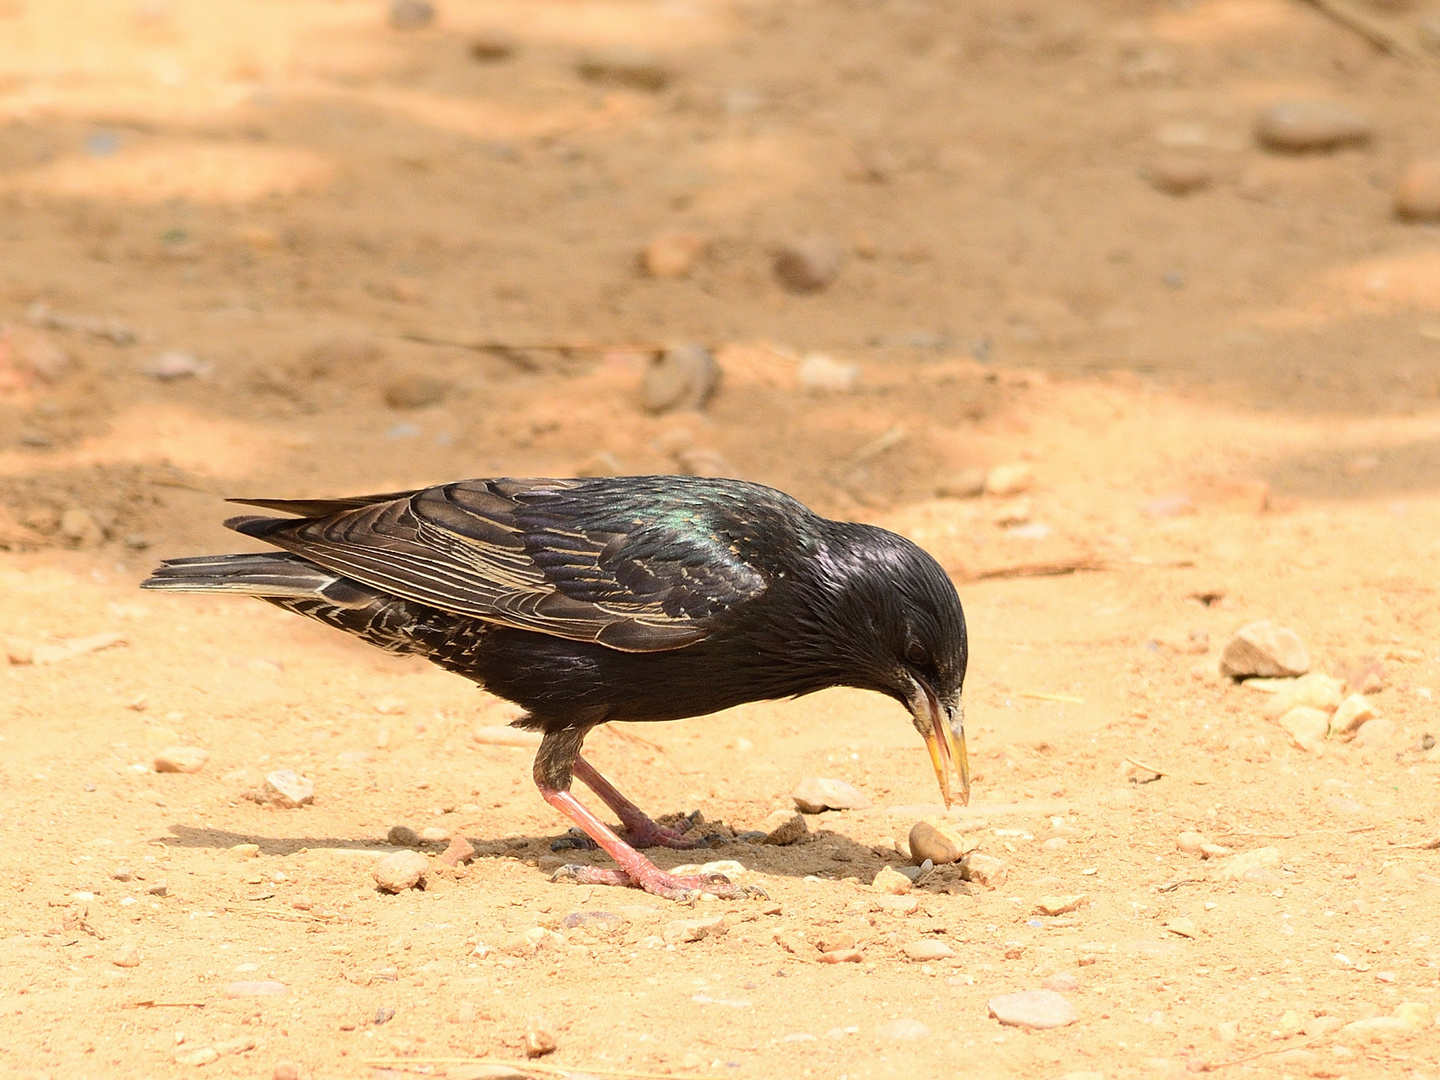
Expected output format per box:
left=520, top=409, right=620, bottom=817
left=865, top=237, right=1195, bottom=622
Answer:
left=123, top=1000, right=206, bottom=1009
left=1124, top=756, right=1209, bottom=785
left=400, top=330, right=665, bottom=368
left=965, top=556, right=1108, bottom=581
left=361, top=1058, right=702, bottom=1080
left=1019, top=692, right=1085, bottom=704
left=1204, top=1036, right=1317, bottom=1070
left=1392, top=836, right=1440, bottom=849
left=1300, top=0, right=1430, bottom=62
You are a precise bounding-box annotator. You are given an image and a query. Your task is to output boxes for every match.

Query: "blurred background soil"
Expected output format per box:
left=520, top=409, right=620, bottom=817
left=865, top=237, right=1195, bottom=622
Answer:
left=1, top=1, right=1439, bottom=1078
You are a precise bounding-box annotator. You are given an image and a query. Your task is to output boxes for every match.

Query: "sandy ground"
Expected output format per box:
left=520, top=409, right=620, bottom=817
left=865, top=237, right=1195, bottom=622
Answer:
left=2, top=1, right=1440, bottom=1078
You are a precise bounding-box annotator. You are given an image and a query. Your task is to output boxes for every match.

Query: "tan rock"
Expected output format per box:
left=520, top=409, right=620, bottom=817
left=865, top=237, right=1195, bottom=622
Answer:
left=1354, top=717, right=1397, bottom=748
left=1219, top=846, right=1281, bottom=881
left=1278, top=706, right=1329, bottom=753
left=1219, top=621, right=1309, bottom=678
left=761, top=811, right=808, bottom=846
left=985, top=463, right=1034, bottom=497
left=641, top=232, right=706, bottom=278
left=153, top=746, right=209, bottom=774
left=1176, top=831, right=1207, bottom=855
left=1395, top=160, right=1440, bottom=222
left=1257, top=101, right=1371, bottom=152
left=1393, top=1002, right=1432, bottom=1029
left=872, top=866, right=913, bottom=895
left=773, top=236, right=842, bottom=293
left=908, top=820, right=971, bottom=865
left=1035, top=894, right=1087, bottom=916
left=373, top=850, right=429, bottom=893
left=960, top=852, right=1008, bottom=888
left=1330, top=694, right=1377, bottom=737
left=1341, top=1016, right=1411, bottom=1043
left=1261, top=672, right=1343, bottom=718
left=1303, top=1014, right=1343, bottom=1037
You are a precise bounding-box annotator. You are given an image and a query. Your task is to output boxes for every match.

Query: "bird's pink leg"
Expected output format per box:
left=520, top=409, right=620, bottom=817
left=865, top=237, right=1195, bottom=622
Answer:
left=536, top=785, right=761, bottom=902
left=572, top=757, right=704, bottom=849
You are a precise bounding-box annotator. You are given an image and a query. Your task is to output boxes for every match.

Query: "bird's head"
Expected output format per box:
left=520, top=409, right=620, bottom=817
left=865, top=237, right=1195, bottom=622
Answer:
left=817, top=525, right=970, bottom=807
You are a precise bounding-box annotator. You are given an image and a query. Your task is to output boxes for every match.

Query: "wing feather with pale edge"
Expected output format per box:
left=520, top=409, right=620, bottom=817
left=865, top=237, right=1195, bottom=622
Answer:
left=225, top=477, right=785, bottom=652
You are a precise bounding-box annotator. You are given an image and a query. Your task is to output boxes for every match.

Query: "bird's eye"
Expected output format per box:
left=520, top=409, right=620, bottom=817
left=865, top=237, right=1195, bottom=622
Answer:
left=905, top=641, right=927, bottom=665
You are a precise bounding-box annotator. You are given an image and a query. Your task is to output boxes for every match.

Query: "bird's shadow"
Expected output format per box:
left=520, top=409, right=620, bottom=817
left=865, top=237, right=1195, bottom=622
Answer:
left=158, top=820, right=972, bottom=895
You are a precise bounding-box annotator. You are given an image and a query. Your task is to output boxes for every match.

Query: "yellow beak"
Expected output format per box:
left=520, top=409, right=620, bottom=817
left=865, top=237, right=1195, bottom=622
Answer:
left=916, top=691, right=970, bottom=808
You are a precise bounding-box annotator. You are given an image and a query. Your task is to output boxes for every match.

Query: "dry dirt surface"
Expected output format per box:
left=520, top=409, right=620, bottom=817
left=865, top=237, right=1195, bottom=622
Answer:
left=3, top=1, right=1440, bottom=1078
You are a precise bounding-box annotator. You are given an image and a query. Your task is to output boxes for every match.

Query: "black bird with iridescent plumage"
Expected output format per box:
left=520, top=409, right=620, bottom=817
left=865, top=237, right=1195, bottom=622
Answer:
left=142, top=476, right=969, bottom=901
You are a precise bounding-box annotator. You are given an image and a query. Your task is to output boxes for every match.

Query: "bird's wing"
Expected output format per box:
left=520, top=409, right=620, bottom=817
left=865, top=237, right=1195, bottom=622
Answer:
left=225, top=477, right=779, bottom=651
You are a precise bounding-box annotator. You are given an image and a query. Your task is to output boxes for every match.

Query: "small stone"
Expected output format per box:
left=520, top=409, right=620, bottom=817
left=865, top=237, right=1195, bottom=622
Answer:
left=1278, top=706, right=1330, bottom=753
left=908, top=821, right=965, bottom=865
left=641, top=232, right=706, bottom=278
left=419, top=826, right=448, bottom=842
left=773, top=236, right=842, bottom=293
left=876, top=1018, right=931, bottom=1041
left=663, top=915, right=723, bottom=944
left=577, top=47, right=671, bottom=91
left=797, top=353, right=859, bottom=393
left=231, top=843, right=260, bottom=859
left=936, top=468, right=988, bottom=499
left=145, top=350, right=209, bottom=380
left=264, top=769, right=314, bottom=808
left=1262, top=672, right=1344, bottom=718
left=112, top=942, right=141, bottom=967
left=153, top=746, right=209, bottom=774
left=903, top=939, right=954, bottom=961
left=641, top=344, right=717, bottom=414
left=1035, top=894, right=1087, bottom=917
left=468, top=31, right=515, bottom=62
left=59, top=509, right=105, bottom=547
left=111, top=865, right=133, bottom=881
left=1147, top=157, right=1212, bottom=196
left=1303, top=1015, right=1343, bottom=1037
left=1397, top=160, right=1440, bottom=221
left=438, top=834, right=476, bottom=867
left=985, top=463, right=1034, bottom=497
left=960, top=852, right=1008, bottom=888
left=1177, top=831, right=1207, bottom=855
left=1199, top=843, right=1232, bottom=859
left=762, top=812, right=808, bottom=846
left=146, top=880, right=168, bottom=896
left=273, top=1062, right=301, bottom=1080
left=389, top=0, right=435, bottom=30
left=1042, top=972, right=1080, bottom=992
left=524, top=1018, right=558, bottom=1058
left=1164, top=917, right=1198, bottom=938
left=223, top=980, right=288, bottom=997
left=1041, top=837, right=1068, bottom=851
left=793, top=777, right=870, bottom=813
left=1354, top=716, right=1397, bottom=748
left=819, top=947, right=864, bottom=964
left=384, top=374, right=448, bottom=410
left=1219, top=846, right=1281, bottom=881
left=872, top=866, right=913, bottom=895
left=872, top=894, right=920, bottom=914
left=1331, top=694, right=1377, bottom=737
left=176, top=1047, right=219, bottom=1067
left=1257, top=101, right=1372, bottom=153
left=1342, top=1016, right=1411, bottom=1042
left=1219, top=621, right=1309, bottom=678
left=215, top=1036, right=257, bottom=1056
left=988, top=989, right=1078, bottom=1029
left=387, top=825, right=421, bottom=847
left=373, top=850, right=429, bottom=893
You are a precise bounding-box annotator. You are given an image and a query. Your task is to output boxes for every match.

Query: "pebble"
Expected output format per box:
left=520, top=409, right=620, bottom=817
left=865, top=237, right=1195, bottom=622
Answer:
left=1256, top=101, right=1372, bottom=153
left=468, top=31, right=515, bottom=62
left=153, top=746, right=209, bottom=774
left=1262, top=672, right=1344, bottom=718
left=797, top=353, right=860, bottom=393
left=1042, top=972, right=1080, bottom=992
left=793, top=777, right=870, bottom=813
left=903, top=939, right=954, bottom=961
left=524, top=1018, right=558, bottom=1058
left=1176, top=831, right=1207, bottom=855
left=176, top=1047, right=220, bottom=1067
left=577, top=47, right=671, bottom=92
left=389, top=0, right=435, bottom=30
left=1278, top=706, right=1329, bottom=753
left=1397, top=160, right=1440, bottom=221
left=872, top=895, right=920, bottom=915
left=936, top=468, right=988, bottom=499
left=223, top=980, right=288, bottom=997
left=273, top=1062, right=301, bottom=1080
left=908, top=820, right=967, bottom=865
left=111, top=865, right=133, bottom=881
left=112, top=942, right=141, bottom=968
left=1354, top=716, right=1397, bottom=748
left=663, top=915, right=723, bottom=944
left=872, top=866, right=913, bottom=895
left=1219, top=621, right=1309, bottom=678
left=1219, top=846, right=1280, bottom=882
left=960, top=852, right=1008, bottom=888
left=264, top=769, right=314, bottom=808
left=641, top=344, right=717, bottom=414
left=1164, top=917, right=1197, bottom=938
left=59, top=509, right=105, bottom=547
left=1146, top=157, right=1212, bottom=196
left=388, top=825, right=421, bottom=847
left=1330, top=694, right=1377, bottom=737
left=642, top=231, right=706, bottom=278
left=1041, top=837, right=1068, bottom=851
left=438, top=834, right=476, bottom=867
left=384, top=374, right=448, bottom=410
left=985, top=463, right=1034, bottom=497
left=420, top=826, right=449, bottom=842
left=876, top=1018, right=931, bottom=1041
left=819, top=948, right=864, bottom=964
left=988, top=989, right=1078, bottom=1029
left=773, top=237, right=842, bottom=293
left=1199, top=843, right=1232, bottom=859
left=762, top=811, right=808, bottom=846
left=146, top=880, right=168, bottom=896
left=1035, top=894, right=1086, bottom=916
left=373, top=850, right=429, bottom=893
left=144, top=350, right=209, bottom=380
left=297, top=337, right=382, bottom=378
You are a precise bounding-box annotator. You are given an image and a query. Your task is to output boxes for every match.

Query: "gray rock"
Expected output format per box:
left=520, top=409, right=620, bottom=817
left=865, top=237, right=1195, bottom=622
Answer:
left=577, top=47, right=671, bottom=92
left=774, top=237, right=842, bottom=293
left=264, top=769, right=314, bottom=808
left=876, top=1018, right=931, bottom=1041
left=389, top=0, right=435, bottom=30
left=793, top=777, right=871, bottom=813
left=373, top=850, right=429, bottom=893
left=1219, top=621, right=1309, bottom=678
left=642, top=344, right=717, bottom=414
left=902, top=939, right=954, bottom=961
left=387, top=824, right=421, bottom=847
left=153, top=746, right=209, bottom=774
left=762, top=811, right=808, bottom=846
left=988, top=989, right=1078, bottom=1029
left=1257, top=101, right=1371, bottom=153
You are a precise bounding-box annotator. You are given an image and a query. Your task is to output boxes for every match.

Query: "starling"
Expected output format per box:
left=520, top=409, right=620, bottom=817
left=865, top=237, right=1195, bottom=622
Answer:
left=142, top=476, right=968, bottom=901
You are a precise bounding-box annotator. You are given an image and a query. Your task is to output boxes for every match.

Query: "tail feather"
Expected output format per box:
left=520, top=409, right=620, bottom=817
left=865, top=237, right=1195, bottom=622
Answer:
left=141, top=552, right=373, bottom=608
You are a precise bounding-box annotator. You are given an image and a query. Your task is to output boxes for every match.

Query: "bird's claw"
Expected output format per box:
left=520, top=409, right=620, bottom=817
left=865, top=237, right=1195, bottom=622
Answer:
left=548, top=864, right=767, bottom=903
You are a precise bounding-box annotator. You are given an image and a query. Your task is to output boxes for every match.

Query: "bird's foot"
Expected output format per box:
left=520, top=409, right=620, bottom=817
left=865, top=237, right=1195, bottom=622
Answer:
left=551, top=863, right=768, bottom=903
left=622, top=819, right=710, bottom=850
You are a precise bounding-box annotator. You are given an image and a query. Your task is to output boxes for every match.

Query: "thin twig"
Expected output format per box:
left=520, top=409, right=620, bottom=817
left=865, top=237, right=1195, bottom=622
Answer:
left=1300, top=0, right=1430, bottom=61
left=122, top=999, right=206, bottom=1009
left=1019, top=692, right=1086, bottom=704
left=362, top=1058, right=702, bottom=1080
left=400, top=330, right=665, bottom=369
left=964, top=555, right=1108, bottom=581
left=1124, top=756, right=1209, bottom=785
left=1392, top=836, right=1440, bottom=849
left=1204, top=1036, right=1317, bottom=1070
